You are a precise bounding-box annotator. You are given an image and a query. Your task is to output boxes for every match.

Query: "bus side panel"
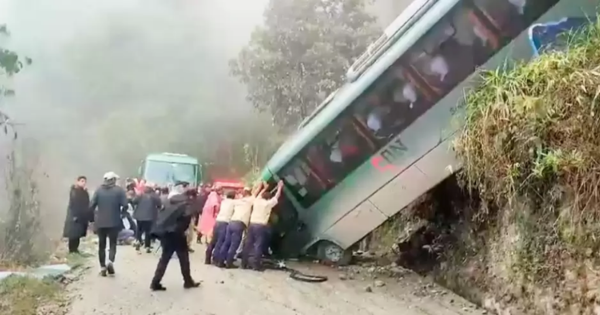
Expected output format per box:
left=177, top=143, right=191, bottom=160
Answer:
left=321, top=201, right=388, bottom=249
left=368, top=164, right=429, bottom=217
left=414, top=139, right=461, bottom=187
left=300, top=137, right=432, bottom=240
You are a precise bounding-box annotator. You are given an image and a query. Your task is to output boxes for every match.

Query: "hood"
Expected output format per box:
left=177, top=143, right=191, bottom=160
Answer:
left=102, top=178, right=117, bottom=188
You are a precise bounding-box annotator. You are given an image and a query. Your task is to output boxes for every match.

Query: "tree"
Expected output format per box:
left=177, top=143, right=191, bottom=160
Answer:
left=0, top=24, right=31, bottom=138
left=230, top=0, right=380, bottom=131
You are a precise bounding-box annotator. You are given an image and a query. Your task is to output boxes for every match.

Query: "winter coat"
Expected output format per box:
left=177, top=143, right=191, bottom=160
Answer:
left=151, top=193, right=192, bottom=237
left=132, top=187, right=162, bottom=222
left=90, top=180, right=128, bottom=229
left=62, top=185, right=91, bottom=239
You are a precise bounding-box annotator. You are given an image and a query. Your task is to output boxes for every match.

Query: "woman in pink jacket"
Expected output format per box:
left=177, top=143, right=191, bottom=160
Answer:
left=197, top=189, right=221, bottom=244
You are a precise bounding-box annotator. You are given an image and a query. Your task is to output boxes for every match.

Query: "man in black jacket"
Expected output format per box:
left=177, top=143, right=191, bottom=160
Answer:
left=62, top=176, right=91, bottom=254
left=132, top=183, right=162, bottom=253
left=150, top=182, right=200, bottom=291
left=89, top=171, right=128, bottom=277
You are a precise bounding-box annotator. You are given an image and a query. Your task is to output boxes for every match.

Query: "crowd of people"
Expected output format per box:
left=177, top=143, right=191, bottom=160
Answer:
left=62, top=171, right=284, bottom=291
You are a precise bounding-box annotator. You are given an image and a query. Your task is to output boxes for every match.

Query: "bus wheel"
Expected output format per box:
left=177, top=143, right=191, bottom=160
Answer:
left=317, top=241, right=352, bottom=266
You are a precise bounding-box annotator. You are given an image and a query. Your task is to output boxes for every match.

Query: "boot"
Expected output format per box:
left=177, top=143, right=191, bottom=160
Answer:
left=150, top=283, right=167, bottom=291
left=183, top=281, right=201, bottom=289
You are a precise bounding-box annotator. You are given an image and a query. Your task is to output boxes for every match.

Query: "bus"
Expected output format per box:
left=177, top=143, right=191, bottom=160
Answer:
left=260, top=0, right=597, bottom=264
left=139, top=153, right=202, bottom=187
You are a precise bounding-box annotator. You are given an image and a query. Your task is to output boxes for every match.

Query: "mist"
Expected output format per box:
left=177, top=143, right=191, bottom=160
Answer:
left=0, top=0, right=270, bottom=236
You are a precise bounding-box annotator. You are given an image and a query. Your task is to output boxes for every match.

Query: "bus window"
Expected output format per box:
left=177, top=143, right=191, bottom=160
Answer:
left=472, top=0, right=560, bottom=38
left=354, top=65, right=429, bottom=145
left=407, top=4, right=498, bottom=96
left=308, top=117, right=376, bottom=190
left=279, top=158, right=324, bottom=206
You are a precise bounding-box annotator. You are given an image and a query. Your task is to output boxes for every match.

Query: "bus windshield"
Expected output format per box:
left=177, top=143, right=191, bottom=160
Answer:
left=144, top=160, right=197, bottom=186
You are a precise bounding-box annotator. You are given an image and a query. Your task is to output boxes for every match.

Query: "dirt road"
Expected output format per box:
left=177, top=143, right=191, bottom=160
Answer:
left=67, top=243, right=484, bottom=315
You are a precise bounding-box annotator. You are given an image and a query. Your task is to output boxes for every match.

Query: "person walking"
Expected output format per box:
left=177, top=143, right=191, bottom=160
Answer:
left=150, top=181, right=200, bottom=291
left=62, top=176, right=91, bottom=254
left=217, top=182, right=264, bottom=268
left=89, top=171, right=129, bottom=277
left=132, top=182, right=162, bottom=253
left=242, top=181, right=284, bottom=271
left=209, top=190, right=236, bottom=266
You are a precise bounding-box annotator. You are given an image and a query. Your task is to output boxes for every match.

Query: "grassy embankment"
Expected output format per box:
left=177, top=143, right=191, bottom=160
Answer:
left=370, top=19, right=600, bottom=314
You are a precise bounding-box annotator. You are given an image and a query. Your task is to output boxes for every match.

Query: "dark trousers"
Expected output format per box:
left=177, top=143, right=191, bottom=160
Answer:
left=151, top=232, right=193, bottom=285
left=123, top=212, right=137, bottom=237
left=242, top=223, right=268, bottom=269
left=219, top=221, right=245, bottom=265
left=136, top=220, right=153, bottom=248
left=205, top=221, right=228, bottom=264
left=68, top=238, right=80, bottom=253
left=97, top=227, right=119, bottom=267
left=263, top=227, right=272, bottom=256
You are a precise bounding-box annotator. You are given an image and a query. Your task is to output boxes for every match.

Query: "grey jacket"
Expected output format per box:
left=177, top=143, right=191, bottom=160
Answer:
left=90, top=180, right=128, bottom=229
left=132, top=187, right=162, bottom=222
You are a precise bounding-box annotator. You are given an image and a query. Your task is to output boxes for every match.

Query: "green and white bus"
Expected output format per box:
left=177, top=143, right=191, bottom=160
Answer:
left=261, top=0, right=598, bottom=264
left=139, top=153, right=202, bottom=187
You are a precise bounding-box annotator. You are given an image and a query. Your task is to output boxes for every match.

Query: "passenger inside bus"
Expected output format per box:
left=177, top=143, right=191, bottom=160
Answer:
left=357, top=67, right=422, bottom=144
left=409, top=4, right=498, bottom=96
left=307, top=144, right=334, bottom=187
left=325, top=119, right=372, bottom=178
left=472, top=0, right=541, bottom=40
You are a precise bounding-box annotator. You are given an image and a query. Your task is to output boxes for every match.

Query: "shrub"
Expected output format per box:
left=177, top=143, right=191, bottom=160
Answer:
left=0, top=146, right=46, bottom=267
left=453, top=19, right=600, bottom=312
left=454, top=20, right=600, bottom=220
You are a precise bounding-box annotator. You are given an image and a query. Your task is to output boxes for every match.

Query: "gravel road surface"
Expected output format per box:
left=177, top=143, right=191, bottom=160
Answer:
left=66, top=243, right=484, bottom=315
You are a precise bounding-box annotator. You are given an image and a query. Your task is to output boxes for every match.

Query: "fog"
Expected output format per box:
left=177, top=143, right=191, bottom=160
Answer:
left=0, top=0, right=269, bottom=235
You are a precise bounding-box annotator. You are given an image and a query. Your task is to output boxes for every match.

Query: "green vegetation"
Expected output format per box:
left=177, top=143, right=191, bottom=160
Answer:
left=452, top=20, right=600, bottom=313
left=0, top=276, right=64, bottom=315
left=230, top=0, right=380, bottom=131
left=0, top=25, right=67, bottom=315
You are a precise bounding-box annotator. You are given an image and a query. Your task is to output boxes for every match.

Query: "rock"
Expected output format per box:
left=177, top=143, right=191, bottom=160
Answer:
left=339, top=274, right=347, bottom=281
left=374, top=280, right=385, bottom=287
left=365, top=285, right=373, bottom=293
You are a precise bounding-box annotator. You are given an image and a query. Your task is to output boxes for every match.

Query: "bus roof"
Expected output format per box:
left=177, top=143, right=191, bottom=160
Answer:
left=263, top=0, right=446, bottom=173
left=146, top=152, right=199, bottom=164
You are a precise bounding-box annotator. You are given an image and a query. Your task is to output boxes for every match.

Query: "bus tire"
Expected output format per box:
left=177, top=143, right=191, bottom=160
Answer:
left=317, top=241, right=352, bottom=266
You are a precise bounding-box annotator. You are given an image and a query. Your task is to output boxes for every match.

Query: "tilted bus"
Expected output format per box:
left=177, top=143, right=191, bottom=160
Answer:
left=260, top=0, right=598, bottom=264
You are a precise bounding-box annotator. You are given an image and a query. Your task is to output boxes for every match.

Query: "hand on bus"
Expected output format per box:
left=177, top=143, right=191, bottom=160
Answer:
left=277, top=180, right=284, bottom=188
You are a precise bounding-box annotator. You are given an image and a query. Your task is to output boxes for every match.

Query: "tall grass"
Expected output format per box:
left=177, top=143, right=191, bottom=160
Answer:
left=453, top=18, right=600, bottom=313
